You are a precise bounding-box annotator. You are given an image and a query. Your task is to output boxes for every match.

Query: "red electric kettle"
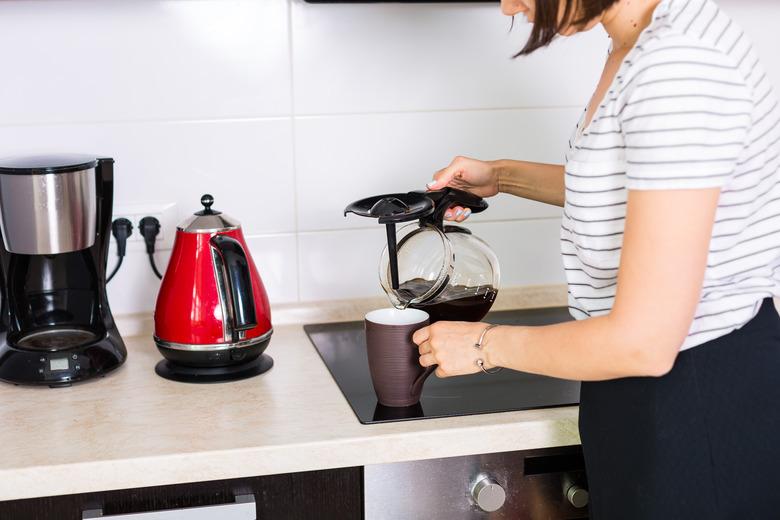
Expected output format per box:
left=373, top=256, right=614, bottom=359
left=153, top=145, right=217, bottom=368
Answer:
left=153, top=194, right=273, bottom=383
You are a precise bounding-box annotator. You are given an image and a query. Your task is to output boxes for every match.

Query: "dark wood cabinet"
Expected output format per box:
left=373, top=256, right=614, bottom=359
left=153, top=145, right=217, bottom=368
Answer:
left=0, top=446, right=588, bottom=519
left=0, top=467, right=363, bottom=520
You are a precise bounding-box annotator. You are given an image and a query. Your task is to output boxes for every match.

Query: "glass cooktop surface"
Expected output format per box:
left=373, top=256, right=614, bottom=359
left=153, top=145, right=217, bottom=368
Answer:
left=304, top=307, right=580, bottom=424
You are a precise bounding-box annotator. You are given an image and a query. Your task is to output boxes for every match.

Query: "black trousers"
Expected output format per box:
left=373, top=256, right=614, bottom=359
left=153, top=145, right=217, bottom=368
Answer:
left=579, top=298, right=780, bottom=520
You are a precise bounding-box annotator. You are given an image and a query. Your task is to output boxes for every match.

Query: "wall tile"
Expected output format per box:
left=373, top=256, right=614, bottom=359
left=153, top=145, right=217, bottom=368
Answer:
left=106, top=246, right=169, bottom=317
left=295, top=108, right=575, bottom=232
left=246, top=234, right=300, bottom=306
left=469, top=218, right=565, bottom=287
left=0, top=0, right=291, bottom=125
left=298, top=228, right=389, bottom=302
left=0, top=118, right=296, bottom=235
left=297, top=218, right=564, bottom=302
left=292, top=0, right=607, bottom=114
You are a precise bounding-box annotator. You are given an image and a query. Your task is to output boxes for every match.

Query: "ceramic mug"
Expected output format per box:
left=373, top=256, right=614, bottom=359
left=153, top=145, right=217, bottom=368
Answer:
left=365, top=308, right=434, bottom=407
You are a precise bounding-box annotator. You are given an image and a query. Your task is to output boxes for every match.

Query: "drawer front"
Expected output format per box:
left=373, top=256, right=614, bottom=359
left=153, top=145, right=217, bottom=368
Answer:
left=0, top=467, right=362, bottom=520
left=364, top=446, right=589, bottom=520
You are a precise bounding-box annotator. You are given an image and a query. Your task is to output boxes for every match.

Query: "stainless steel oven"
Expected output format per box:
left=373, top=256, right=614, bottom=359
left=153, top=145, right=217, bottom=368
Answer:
left=364, top=446, right=589, bottom=519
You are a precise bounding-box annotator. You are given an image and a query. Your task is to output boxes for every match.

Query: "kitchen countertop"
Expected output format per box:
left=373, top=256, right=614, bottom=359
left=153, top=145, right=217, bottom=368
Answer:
left=0, top=285, right=580, bottom=502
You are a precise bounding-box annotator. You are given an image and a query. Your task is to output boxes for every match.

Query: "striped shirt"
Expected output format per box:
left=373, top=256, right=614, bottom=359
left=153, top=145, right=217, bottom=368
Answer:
left=562, top=0, right=780, bottom=350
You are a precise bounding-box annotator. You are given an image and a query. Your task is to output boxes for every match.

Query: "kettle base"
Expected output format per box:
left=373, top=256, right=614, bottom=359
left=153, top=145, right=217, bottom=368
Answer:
left=154, top=354, right=273, bottom=384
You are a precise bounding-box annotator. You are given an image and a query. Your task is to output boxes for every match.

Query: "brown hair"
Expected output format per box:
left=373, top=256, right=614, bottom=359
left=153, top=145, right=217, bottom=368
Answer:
left=516, top=0, right=620, bottom=56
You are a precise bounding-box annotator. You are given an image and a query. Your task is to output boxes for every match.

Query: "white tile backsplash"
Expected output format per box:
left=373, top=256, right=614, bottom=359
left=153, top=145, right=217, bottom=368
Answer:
left=247, top=234, right=300, bottom=305
left=1, top=0, right=779, bottom=312
left=298, top=228, right=388, bottom=302
left=106, top=245, right=168, bottom=317
left=470, top=219, right=566, bottom=287
left=0, top=0, right=291, bottom=125
left=295, top=108, right=574, bottom=232
left=0, top=119, right=296, bottom=235
left=291, top=0, right=608, bottom=114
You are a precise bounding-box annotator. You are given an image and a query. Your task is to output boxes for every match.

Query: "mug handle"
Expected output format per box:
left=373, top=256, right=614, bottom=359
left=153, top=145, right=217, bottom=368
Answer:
left=411, top=365, right=436, bottom=397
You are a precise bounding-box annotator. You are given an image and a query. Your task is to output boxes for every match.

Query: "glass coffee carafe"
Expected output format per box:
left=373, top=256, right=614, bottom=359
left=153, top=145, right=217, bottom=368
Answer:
left=345, top=188, right=500, bottom=322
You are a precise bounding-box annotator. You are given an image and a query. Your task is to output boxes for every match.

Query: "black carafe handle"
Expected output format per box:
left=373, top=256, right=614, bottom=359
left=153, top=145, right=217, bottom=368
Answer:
left=419, top=188, right=489, bottom=229
left=209, top=235, right=258, bottom=338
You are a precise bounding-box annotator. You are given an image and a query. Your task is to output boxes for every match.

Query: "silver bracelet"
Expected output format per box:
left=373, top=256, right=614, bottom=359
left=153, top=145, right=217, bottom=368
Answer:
left=474, top=324, right=502, bottom=375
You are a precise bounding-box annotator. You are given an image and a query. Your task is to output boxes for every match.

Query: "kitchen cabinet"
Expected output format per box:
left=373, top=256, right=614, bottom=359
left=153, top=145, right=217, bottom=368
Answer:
left=0, top=467, right=363, bottom=520
left=0, top=445, right=588, bottom=519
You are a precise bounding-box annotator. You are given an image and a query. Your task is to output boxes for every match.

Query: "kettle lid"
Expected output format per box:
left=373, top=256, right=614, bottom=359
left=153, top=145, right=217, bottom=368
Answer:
left=178, top=194, right=240, bottom=234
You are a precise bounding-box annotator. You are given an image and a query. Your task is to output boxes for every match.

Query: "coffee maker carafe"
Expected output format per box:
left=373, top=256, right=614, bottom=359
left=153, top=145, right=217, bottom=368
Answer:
left=0, top=155, right=126, bottom=387
left=345, top=188, right=501, bottom=322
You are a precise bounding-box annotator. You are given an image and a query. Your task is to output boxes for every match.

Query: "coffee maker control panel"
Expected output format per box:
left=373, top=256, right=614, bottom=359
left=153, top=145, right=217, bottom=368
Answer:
left=35, top=353, right=87, bottom=386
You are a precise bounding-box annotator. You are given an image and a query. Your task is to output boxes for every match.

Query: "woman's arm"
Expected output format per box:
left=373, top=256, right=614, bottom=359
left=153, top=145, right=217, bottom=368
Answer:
left=493, top=160, right=565, bottom=207
left=427, top=157, right=565, bottom=219
left=414, top=187, right=721, bottom=381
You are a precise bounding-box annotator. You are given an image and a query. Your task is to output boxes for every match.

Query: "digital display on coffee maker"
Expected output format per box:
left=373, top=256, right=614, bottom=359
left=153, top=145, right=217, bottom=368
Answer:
left=49, top=358, right=69, bottom=371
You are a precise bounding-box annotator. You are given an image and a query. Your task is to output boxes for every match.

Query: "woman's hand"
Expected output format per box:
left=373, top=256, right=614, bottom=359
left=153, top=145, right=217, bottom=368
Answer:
left=412, top=321, right=497, bottom=378
left=427, top=156, right=499, bottom=222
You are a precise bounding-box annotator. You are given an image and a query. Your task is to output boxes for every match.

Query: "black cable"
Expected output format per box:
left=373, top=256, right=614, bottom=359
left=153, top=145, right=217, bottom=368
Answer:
left=108, top=218, right=133, bottom=283
left=147, top=253, right=164, bottom=280
left=106, top=255, right=124, bottom=284
left=139, top=216, right=163, bottom=280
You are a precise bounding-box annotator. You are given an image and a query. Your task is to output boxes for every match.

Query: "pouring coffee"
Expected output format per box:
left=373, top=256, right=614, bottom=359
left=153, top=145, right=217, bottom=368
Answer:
left=345, top=188, right=501, bottom=322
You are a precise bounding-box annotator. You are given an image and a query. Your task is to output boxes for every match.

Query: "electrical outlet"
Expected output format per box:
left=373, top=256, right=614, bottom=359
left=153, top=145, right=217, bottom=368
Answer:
left=112, top=202, right=178, bottom=253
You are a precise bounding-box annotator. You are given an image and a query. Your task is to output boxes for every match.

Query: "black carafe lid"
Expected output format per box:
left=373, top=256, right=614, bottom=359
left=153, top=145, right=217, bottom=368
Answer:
left=344, top=189, right=488, bottom=227
left=344, top=192, right=434, bottom=223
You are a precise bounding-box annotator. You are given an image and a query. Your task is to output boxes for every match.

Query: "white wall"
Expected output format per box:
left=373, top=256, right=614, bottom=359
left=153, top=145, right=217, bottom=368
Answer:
left=0, top=0, right=776, bottom=315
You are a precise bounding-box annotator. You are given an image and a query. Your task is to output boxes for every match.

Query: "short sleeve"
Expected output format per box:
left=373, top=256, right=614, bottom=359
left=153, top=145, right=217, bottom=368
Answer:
left=620, top=39, right=752, bottom=190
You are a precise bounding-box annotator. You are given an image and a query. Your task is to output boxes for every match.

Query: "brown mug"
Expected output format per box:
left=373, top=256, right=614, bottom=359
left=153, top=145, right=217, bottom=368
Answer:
left=365, top=308, right=435, bottom=407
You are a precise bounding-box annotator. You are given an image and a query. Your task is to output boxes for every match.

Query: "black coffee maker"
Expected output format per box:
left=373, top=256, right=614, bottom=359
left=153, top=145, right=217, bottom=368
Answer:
left=0, top=155, right=126, bottom=387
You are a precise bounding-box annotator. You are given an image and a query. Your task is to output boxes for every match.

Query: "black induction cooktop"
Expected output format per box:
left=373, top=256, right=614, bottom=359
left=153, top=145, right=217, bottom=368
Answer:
left=304, top=307, right=580, bottom=424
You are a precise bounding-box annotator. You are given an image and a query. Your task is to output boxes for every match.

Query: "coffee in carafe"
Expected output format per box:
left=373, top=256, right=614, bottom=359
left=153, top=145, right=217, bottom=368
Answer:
left=397, top=279, right=498, bottom=323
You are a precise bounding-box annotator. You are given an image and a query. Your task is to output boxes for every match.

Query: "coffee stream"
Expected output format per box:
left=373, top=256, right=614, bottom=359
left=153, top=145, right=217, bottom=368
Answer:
left=396, top=278, right=498, bottom=323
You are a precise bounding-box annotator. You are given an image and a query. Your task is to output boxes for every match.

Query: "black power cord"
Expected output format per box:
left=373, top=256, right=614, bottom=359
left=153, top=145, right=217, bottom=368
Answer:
left=108, top=218, right=133, bottom=283
left=139, top=216, right=163, bottom=279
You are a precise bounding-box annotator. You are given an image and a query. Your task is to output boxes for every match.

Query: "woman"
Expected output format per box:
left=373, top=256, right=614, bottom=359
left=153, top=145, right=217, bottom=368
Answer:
left=413, top=0, right=780, bottom=517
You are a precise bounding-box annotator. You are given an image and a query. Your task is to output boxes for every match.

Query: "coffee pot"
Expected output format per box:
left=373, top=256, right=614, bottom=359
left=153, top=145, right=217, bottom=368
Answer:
left=345, top=188, right=500, bottom=322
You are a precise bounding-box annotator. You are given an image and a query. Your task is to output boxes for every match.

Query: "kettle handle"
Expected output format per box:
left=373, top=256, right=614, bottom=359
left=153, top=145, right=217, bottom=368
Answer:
left=210, top=235, right=258, bottom=336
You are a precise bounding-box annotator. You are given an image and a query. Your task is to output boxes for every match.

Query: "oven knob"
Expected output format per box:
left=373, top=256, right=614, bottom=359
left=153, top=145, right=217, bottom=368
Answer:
left=565, top=484, right=589, bottom=509
left=471, top=475, right=506, bottom=513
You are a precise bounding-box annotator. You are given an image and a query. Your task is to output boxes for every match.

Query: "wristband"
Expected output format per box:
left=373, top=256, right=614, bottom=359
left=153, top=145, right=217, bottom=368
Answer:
left=474, top=324, right=503, bottom=375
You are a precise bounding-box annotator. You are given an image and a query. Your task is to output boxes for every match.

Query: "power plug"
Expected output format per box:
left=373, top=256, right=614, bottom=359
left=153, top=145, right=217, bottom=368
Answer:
left=139, top=216, right=163, bottom=279
left=108, top=218, right=133, bottom=283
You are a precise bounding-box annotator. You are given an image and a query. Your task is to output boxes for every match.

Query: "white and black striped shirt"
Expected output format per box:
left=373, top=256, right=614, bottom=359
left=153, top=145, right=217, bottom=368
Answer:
left=562, top=0, right=780, bottom=350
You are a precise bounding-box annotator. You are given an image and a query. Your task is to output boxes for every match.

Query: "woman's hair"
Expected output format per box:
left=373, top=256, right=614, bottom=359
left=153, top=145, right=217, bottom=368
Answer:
left=516, top=0, right=620, bottom=56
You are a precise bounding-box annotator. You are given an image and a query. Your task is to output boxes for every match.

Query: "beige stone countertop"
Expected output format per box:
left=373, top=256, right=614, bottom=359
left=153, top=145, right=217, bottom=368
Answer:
left=0, top=286, right=580, bottom=502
